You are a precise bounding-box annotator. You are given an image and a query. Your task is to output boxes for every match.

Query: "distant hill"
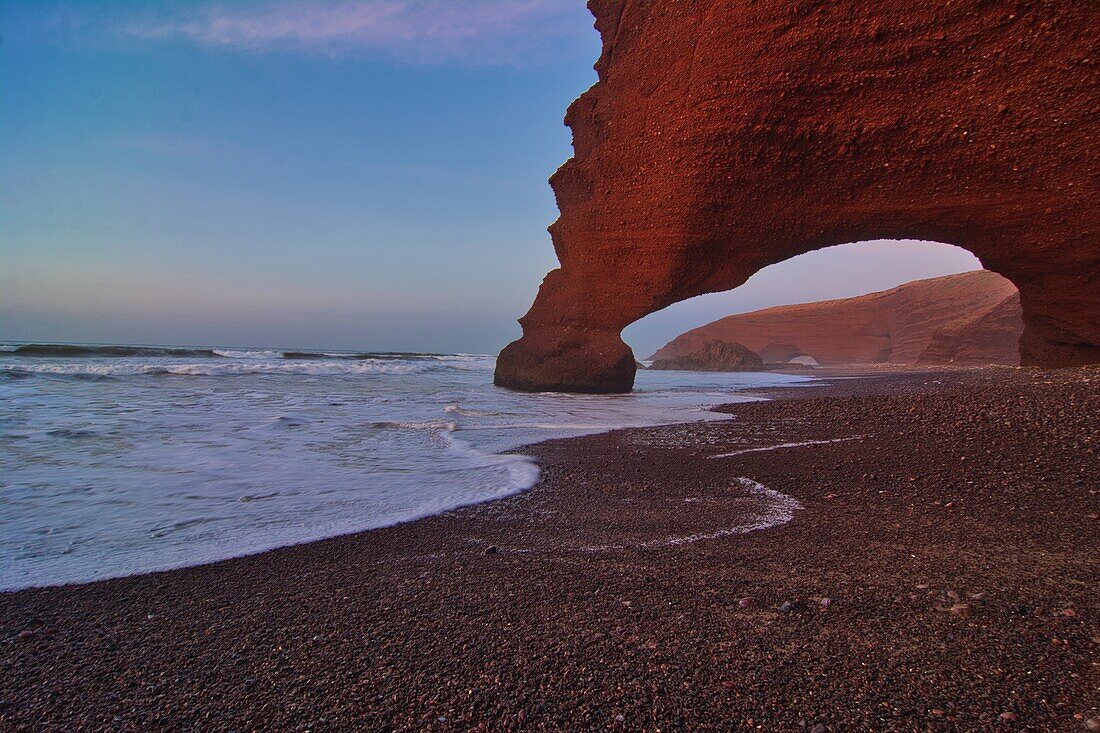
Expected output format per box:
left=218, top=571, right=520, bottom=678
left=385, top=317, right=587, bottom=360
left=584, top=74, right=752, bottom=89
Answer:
left=649, top=271, right=1022, bottom=366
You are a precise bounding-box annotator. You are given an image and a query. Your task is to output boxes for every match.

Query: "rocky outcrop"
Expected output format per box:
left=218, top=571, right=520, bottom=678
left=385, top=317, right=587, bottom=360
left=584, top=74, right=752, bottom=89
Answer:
left=650, top=340, right=764, bottom=372
left=495, top=0, right=1099, bottom=393
left=652, top=271, right=1021, bottom=366
left=919, top=292, right=1023, bottom=366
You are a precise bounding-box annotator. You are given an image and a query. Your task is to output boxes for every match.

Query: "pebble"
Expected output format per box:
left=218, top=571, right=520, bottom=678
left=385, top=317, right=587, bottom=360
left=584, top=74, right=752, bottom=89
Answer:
left=947, top=590, right=960, bottom=601
left=1085, top=718, right=1100, bottom=732
left=779, top=601, right=795, bottom=613
left=819, top=597, right=832, bottom=609
left=999, top=711, right=1017, bottom=721
left=738, top=598, right=753, bottom=608
left=810, top=724, right=827, bottom=733
left=17, top=630, right=35, bottom=640
left=969, top=592, right=990, bottom=602
left=484, top=545, right=498, bottom=555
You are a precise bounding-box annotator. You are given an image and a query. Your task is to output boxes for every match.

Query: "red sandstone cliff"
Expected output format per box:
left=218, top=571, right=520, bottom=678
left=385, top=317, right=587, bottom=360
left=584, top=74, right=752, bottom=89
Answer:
left=650, top=271, right=1021, bottom=366
left=495, top=0, right=1099, bottom=393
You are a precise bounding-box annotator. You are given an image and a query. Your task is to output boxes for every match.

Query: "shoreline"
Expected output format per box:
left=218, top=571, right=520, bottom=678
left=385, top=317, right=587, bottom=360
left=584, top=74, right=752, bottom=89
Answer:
left=0, top=368, right=808, bottom=594
left=3, top=367, right=1097, bottom=731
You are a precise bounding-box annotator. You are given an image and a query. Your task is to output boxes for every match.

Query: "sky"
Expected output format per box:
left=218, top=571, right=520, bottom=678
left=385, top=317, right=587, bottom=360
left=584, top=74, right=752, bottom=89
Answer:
left=1, top=0, right=982, bottom=357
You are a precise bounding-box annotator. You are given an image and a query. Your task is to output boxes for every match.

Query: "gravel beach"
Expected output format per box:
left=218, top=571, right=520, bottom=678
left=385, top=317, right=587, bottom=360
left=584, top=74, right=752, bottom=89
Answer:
left=2, top=367, right=1097, bottom=732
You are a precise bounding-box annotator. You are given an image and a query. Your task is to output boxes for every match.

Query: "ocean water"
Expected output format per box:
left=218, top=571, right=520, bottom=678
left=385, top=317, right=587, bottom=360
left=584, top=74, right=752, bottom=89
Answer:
left=0, top=344, right=815, bottom=590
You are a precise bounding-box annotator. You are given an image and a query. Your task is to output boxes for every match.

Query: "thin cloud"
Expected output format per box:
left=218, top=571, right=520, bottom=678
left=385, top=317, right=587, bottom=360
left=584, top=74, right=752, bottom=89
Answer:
left=121, top=0, right=593, bottom=65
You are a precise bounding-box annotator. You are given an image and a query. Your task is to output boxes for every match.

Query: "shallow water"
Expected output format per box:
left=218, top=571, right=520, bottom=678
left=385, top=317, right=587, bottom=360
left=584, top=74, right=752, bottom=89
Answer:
left=0, top=344, right=815, bottom=589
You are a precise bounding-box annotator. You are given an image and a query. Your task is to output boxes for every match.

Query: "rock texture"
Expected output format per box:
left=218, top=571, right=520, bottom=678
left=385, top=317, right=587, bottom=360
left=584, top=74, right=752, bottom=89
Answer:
left=650, top=340, right=764, bottom=372
left=920, top=291, right=1024, bottom=366
left=495, top=0, right=1099, bottom=392
left=652, top=271, right=1022, bottom=366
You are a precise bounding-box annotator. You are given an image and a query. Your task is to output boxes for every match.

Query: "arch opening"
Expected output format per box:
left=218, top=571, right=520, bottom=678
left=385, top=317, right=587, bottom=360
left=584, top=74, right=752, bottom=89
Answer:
left=628, top=240, right=1021, bottom=370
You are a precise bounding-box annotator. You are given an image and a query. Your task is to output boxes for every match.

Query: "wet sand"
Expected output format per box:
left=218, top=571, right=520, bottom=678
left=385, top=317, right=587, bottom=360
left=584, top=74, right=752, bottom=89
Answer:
left=2, top=367, right=1098, bottom=731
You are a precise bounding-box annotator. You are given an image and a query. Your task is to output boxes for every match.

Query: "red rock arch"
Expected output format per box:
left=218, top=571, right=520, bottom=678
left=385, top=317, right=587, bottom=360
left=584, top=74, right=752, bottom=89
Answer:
left=495, top=0, right=1099, bottom=393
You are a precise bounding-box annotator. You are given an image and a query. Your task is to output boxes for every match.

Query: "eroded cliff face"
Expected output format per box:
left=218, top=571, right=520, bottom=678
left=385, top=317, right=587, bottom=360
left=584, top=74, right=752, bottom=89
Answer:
left=651, top=271, right=1021, bottom=366
left=495, top=0, right=1099, bottom=392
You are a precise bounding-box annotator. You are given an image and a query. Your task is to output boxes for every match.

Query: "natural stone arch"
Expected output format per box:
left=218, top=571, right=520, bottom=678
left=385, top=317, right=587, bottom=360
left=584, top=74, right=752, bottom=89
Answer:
left=495, top=0, right=1099, bottom=393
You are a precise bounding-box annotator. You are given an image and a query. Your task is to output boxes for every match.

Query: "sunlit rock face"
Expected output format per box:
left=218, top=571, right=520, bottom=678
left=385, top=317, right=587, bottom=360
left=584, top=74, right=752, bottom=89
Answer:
left=651, top=271, right=1022, bottom=367
left=495, top=0, right=1099, bottom=393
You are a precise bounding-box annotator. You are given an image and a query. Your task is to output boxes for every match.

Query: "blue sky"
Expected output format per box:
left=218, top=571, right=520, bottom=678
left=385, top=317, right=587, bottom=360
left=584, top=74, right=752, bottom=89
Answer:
left=0, top=0, right=981, bottom=356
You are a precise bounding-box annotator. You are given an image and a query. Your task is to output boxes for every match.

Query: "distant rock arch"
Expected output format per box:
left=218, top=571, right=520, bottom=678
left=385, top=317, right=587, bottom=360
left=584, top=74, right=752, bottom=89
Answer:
left=495, top=0, right=1098, bottom=393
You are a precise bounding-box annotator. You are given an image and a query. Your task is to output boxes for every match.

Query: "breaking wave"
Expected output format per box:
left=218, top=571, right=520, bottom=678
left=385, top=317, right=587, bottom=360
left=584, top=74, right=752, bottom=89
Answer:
left=6, top=344, right=218, bottom=358
left=0, top=346, right=496, bottom=379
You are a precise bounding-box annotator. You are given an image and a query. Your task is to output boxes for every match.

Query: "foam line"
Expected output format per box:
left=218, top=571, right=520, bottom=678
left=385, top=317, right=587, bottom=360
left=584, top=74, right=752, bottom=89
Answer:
left=707, top=436, right=865, bottom=459
left=579, top=477, right=800, bottom=551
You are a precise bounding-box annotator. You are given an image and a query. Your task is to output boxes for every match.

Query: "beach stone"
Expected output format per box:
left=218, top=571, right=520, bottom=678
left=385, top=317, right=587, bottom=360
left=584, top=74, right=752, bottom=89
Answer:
left=948, top=603, right=972, bottom=617
left=738, top=598, right=753, bottom=609
left=484, top=545, right=498, bottom=555
left=17, top=630, right=35, bottom=640
left=999, top=711, right=1018, bottom=721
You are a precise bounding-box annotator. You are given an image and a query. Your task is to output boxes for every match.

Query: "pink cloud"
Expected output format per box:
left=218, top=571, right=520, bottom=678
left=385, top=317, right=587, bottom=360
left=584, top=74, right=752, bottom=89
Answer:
left=123, top=0, right=592, bottom=64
